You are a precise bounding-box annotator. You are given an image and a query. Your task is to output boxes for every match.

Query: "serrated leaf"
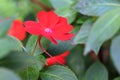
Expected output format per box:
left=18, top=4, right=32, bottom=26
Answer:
left=0, top=16, right=16, bottom=37
left=0, top=67, right=21, bottom=80
left=40, top=65, right=78, bottom=80
left=73, top=19, right=92, bottom=44
left=85, top=61, right=108, bottom=80
left=110, top=35, right=120, bottom=74
left=84, top=8, right=120, bottom=55
left=74, top=0, right=120, bottom=16
left=26, top=36, right=50, bottom=56
left=0, top=36, right=22, bottom=59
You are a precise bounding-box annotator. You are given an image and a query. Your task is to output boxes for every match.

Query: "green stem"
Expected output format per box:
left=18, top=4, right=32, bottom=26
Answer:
left=90, top=51, right=98, bottom=61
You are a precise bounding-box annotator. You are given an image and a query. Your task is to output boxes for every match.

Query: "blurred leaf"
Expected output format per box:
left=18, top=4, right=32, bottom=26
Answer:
left=0, top=67, right=21, bottom=80
left=48, top=40, right=74, bottom=55
left=56, top=7, right=77, bottom=23
left=84, top=8, right=120, bottom=55
left=73, top=19, right=92, bottom=44
left=38, top=0, right=52, bottom=7
left=114, top=77, right=120, bottom=80
left=0, top=16, right=16, bottom=37
left=0, top=0, right=31, bottom=18
left=19, top=55, right=45, bottom=80
left=74, top=0, right=120, bottom=16
left=40, top=65, right=78, bottom=80
left=50, top=0, right=77, bottom=23
left=0, top=36, right=22, bottom=59
left=0, top=51, right=42, bottom=70
left=0, top=0, right=17, bottom=16
left=26, top=36, right=50, bottom=56
left=19, top=66, right=40, bottom=80
left=110, top=35, right=120, bottom=74
left=49, top=0, right=74, bottom=9
left=67, top=45, right=85, bottom=80
left=85, top=61, right=108, bottom=80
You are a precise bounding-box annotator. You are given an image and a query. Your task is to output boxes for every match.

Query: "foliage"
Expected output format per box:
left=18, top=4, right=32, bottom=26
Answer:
left=0, top=0, right=120, bottom=80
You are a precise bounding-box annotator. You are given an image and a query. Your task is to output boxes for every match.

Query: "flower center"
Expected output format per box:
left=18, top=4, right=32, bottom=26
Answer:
left=44, top=28, right=52, bottom=33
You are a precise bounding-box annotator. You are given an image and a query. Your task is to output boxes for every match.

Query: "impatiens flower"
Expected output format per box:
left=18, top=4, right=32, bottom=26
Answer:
left=8, top=19, right=26, bottom=41
left=46, top=51, right=69, bottom=66
left=24, top=11, right=74, bottom=44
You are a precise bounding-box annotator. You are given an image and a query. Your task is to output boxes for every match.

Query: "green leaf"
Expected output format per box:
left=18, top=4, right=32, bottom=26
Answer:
left=0, top=0, right=31, bottom=18
left=55, top=7, right=77, bottom=23
left=0, top=51, right=40, bottom=70
left=67, top=45, right=85, bottom=79
left=85, top=61, right=108, bottom=80
left=84, top=8, right=120, bottom=55
left=38, top=0, right=52, bottom=8
left=0, top=67, right=21, bottom=80
left=110, top=35, right=120, bottom=74
left=19, top=66, right=40, bottom=80
left=49, top=0, right=74, bottom=9
left=26, top=36, right=50, bottom=56
left=0, top=0, right=17, bottom=17
left=0, top=16, right=16, bottom=37
left=19, top=55, right=45, bottom=80
left=74, top=0, right=120, bottom=16
left=48, top=40, right=74, bottom=55
left=40, top=65, right=78, bottom=80
left=0, top=36, right=22, bottom=59
left=73, top=19, right=92, bottom=44
left=114, top=77, right=120, bottom=80
left=50, top=0, right=77, bottom=23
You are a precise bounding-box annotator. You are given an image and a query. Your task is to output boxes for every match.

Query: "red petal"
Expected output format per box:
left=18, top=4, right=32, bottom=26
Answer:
left=58, top=17, right=68, bottom=24
left=46, top=56, right=66, bottom=66
left=48, top=11, right=59, bottom=27
left=37, top=11, right=48, bottom=26
left=44, top=35, right=58, bottom=44
left=53, top=24, right=73, bottom=33
left=52, top=33, right=74, bottom=40
left=46, top=57, right=57, bottom=66
left=8, top=20, right=26, bottom=40
left=46, top=51, right=69, bottom=66
left=60, top=51, right=70, bottom=58
left=24, top=21, right=43, bottom=35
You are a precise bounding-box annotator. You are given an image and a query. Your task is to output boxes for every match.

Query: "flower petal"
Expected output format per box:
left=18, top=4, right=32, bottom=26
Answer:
left=24, top=21, right=43, bottom=35
left=53, top=24, right=73, bottom=33
left=46, top=56, right=66, bottom=66
left=8, top=20, right=26, bottom=41
left=60, top=51, right=69, bottom=58
left=41, top=33, right=58, bottom=44
left=58, top=17, right=68, bottom=24
left=46, top=36, right=58, bottom=44
left=48, top=11, right=59, bottom=27
left=37, top=11, right=48, bottom=26
left=52, top=33, right=74, bottom=40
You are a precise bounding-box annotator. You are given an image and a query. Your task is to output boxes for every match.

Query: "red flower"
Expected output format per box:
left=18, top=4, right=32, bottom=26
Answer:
left=46, top=51, right=69, bottom=66
left=24, top=11, right=74, bottom=44
left=8, top=19, right=26, bottom=41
